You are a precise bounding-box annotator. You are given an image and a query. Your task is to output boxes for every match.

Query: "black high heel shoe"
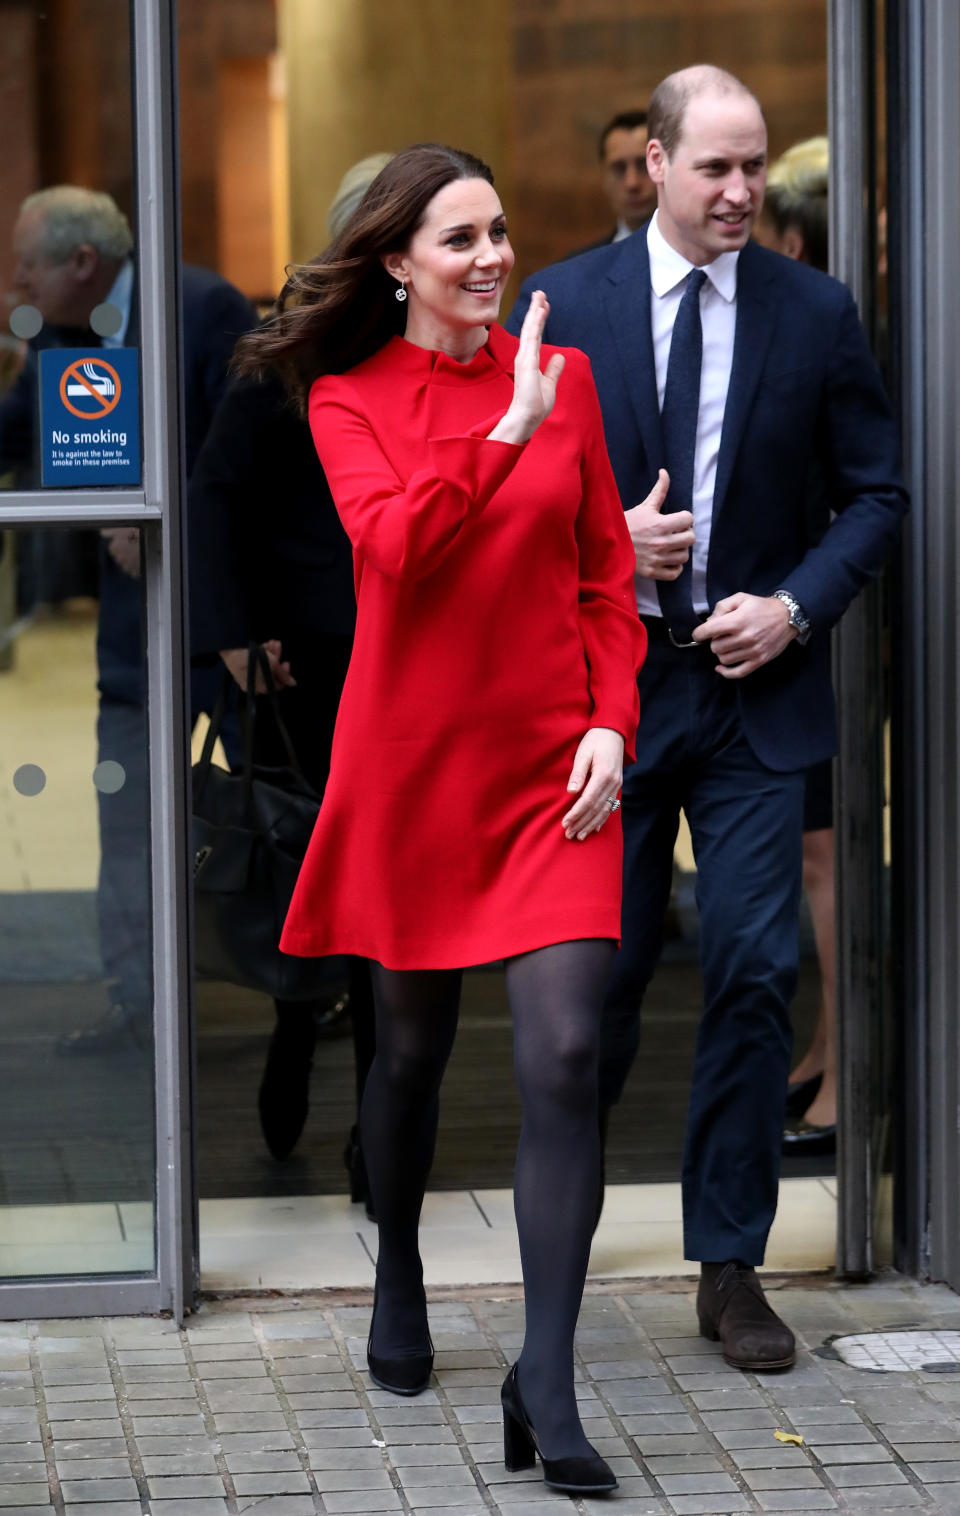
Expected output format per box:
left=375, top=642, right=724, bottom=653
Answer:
left=366, top=1287, right=434, bottom=1397
left=500, top=1364, right=617, bottom=1495
left=343, top=1125, right=376, bottom=1222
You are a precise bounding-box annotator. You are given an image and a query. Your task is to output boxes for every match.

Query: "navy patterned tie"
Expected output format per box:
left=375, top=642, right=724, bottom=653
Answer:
left=657, top=267, right=707, bottom=643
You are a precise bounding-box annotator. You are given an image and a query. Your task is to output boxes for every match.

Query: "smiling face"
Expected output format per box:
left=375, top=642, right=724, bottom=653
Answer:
left=648, top=91, right=767, bottom=266
left=383, top=177, right=514, bottom=354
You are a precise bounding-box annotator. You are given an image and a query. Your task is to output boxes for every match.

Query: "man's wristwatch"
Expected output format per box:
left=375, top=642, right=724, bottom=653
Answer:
left=772, top=589, right=811, bottom=646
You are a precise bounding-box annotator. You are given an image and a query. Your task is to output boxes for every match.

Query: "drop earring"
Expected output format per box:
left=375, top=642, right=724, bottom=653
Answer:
left=395, top=278, right=408, bottom=303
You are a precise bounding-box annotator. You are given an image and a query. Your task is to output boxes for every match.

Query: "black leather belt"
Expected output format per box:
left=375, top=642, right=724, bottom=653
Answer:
left=641, top=614, right=712, bottom=651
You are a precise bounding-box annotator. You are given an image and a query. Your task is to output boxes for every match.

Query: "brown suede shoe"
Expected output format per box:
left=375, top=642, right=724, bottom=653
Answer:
left=697, top=1262, right=796, bottom=1371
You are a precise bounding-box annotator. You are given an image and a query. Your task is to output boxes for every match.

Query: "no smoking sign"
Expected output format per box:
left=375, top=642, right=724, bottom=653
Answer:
left=40, top=347, right=141, bottom=486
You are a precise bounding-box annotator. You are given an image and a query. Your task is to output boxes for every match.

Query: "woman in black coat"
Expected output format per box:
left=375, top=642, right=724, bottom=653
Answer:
left=188, top=365, right=374, bottom=1205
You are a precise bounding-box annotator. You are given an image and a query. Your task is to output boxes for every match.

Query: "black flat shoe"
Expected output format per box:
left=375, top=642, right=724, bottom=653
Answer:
left=366, top=1289, right=433, bottom=1397
left=343, top=1126, right=376, bottom=1222
left=500, top=1364, right=617, bottom=1495
left=783, top=1119, right=836, bottom=1155
left=785, top=1072, right=823, bottom=1120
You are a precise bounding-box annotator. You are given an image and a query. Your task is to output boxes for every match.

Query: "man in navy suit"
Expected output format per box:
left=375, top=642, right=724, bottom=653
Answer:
left=509, top=65, right=907, bottom=1369
left=1, top=185, right=255, bottom=1053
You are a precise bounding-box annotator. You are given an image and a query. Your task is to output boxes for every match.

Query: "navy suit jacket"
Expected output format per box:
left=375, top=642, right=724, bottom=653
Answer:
left=507, top=230, right=908, bottom=772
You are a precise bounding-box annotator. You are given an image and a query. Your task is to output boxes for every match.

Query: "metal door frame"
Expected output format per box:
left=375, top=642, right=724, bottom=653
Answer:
left=0, top=0, right=194, bottom=1320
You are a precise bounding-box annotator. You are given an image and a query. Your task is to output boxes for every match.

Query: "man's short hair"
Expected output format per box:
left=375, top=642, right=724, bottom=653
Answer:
left=765, top=137, right=829, bottom=273
left=598, top=110, right=648, bottom=159
left=20, top=185, right=133, bottom=264
left=647, top=65, right=761, bottom=159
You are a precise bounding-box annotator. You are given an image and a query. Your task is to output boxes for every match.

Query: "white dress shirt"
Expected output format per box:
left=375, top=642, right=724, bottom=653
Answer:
left=99, top=259, right=134, bottom=349
left=636, top=212, right=739, bottom=619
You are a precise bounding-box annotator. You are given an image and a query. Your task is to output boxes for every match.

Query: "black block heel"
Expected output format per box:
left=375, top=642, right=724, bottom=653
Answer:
left=500, top=1364, right=617, bottom=1495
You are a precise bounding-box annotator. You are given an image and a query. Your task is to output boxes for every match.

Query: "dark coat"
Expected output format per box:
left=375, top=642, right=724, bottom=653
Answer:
left=507, top=232, right=909, bottom=771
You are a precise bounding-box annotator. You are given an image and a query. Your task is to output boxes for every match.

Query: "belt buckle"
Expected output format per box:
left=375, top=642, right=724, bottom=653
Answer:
left=667, top=626, right=699, bottom=649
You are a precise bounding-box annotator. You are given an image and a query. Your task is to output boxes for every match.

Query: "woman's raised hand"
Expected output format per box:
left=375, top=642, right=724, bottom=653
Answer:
left=487, top=291, right=565, bottom=446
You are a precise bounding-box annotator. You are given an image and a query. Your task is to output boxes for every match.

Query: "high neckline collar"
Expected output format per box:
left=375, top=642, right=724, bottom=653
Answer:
left=382, top=323, right=517, bottom=385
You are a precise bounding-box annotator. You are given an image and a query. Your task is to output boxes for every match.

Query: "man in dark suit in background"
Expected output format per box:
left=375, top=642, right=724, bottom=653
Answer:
left=509, top=65, right=907, bottom=1369
left=570, top=109, right=656, bottom=257
left=0, top=185, right=255, bottom=1052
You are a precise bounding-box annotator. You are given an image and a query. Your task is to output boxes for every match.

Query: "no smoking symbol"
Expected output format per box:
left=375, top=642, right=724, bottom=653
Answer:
left=59, top=356, right=122, bottom=420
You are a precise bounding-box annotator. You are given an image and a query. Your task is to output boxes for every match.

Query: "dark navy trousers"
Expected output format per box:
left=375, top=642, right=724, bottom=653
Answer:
left=600, top=631, right=806, bottom=1265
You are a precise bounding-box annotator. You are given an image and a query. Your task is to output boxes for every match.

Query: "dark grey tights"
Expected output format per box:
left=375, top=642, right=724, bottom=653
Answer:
left=362, top=939, right=613, bottom=1459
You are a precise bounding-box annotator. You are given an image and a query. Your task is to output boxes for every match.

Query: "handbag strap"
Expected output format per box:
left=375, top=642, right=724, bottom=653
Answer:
left=241, top=643, right=307, bottom=783
left=195, top=645, right=307, bottom=802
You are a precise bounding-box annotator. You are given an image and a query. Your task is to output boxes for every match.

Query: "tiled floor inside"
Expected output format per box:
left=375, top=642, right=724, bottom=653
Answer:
left=3, top=1275, right=960, bottom=1516
left=0, top=1178, right=837, bottom=1288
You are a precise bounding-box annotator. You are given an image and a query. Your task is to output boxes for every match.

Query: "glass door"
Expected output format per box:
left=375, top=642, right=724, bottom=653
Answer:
left=0, top=0, right=193, bottom=1318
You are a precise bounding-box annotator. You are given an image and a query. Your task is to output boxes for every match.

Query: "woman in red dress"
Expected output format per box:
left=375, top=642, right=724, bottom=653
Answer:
left=237, top=144, right=647, bottom=1497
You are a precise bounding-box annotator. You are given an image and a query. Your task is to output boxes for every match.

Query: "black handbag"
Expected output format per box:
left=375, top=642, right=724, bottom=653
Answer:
left=191, top=644, right=344, bottom=1001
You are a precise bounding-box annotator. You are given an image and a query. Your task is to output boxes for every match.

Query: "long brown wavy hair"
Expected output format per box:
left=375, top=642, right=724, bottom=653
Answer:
left=233, top=143, right=495, bottom=407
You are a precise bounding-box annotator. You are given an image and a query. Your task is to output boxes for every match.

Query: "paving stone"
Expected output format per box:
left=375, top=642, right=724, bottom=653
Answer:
left=118, top=1365, right=189, bottom=1384
left=130, top=1415, right=205, bottom=1437
left=63, top=1504, right=141, bottom=1516
left=42, top=1386, right=116, bottom=1405
left=827, top=1462, right=909, bottom=1487
left=47, top=1423, right=122, bottom=1442
left=0, top=1426, right=40, bottom=1444
left=0, top=1472, right=44, bottom=1487
left=49, top=1442, right=126, bottom=1462
left=305, top=1447, right=386, bottom=1471
left=783, top=1405, right=865, bottom=1427
left=892, top=1441, right=960, bottom=1460
left=323, top=1495, right=403, bottom=1513
left=663, top=1495, right=751, bottom=1514
left=311, top=1468, right=394, bottom=1492
left=838, top=1490, right=927, bottom=1511
left=633, top=1435, right=715, bottom=1457
left=218, top=1433, right=296, bottom=1454
left=233, top=1500, right=316, bottom=1516
left=121, top=1381, right=197, bottom=1402
left=646, top=1458, right=726, bottom=1476
left=147, top=1476, right=228, bottom=1498
left=799, top=1424, right=877, bottom=1446
left=728, top=1447, right=810, bottom=1470
left=134, top=1437, right=217, bottom=1457
left=59, top=1479, right=140, bottom=1504
left=691, top=1390, right=769, bottom=1413
left=741, top=1467, right=826, bottom=1491
left=389, top=1446, right=467, bottom=1468
left=211, top=1413, right=289, bottom=1433
left=55, top=1461, right=132, bottom=1481
left=148, top=1501, right=228, bottom=1516
left=0, top=1492, right=55, bottom=1510
left=298, top=1428, right=375, bottom=1450
left=753, top=1493, right=838, bottom=1511
left=259, top=1322, right=332, bottom=1341
left=231, top=1473, right=312, bottom=1495
left=910, top=1461, right=960, bottom=1481
left=623, top=1417, right=702, bottom=1437
left=713, top=1429, right=792, bottom=1451
left=188, top=1343, right=262, bottom=1362
left=285, top=1391, right=358, bottom=1410
left=381, top=1426, right=457, bottom=1446
left=140, top=1455, right=220, bottom=1476
left=656, top=1472, right=741, bottom=1495
left=225, top=1452, right=303, bottom=1474
left=808, top=1443, right=893, bottom=1465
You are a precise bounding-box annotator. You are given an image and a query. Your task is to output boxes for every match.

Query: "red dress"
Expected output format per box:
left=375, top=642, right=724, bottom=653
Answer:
left=280, top=323, right=646, bottom=970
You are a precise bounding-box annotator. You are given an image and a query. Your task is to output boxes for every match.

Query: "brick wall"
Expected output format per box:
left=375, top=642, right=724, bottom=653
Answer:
left=508, top=0, right=828, bottom=284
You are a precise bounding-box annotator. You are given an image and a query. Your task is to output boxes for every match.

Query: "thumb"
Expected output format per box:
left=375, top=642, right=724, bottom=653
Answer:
left=647, top=468, right=670, bottom=512
left=567, top=748, right=591, bottom=792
